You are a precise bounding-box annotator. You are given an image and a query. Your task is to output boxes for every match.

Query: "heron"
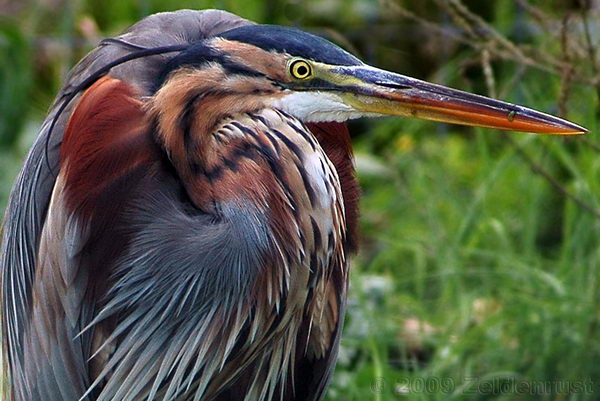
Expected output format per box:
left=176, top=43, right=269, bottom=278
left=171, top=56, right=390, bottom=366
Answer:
left=0, top=9, right=586, bottom=401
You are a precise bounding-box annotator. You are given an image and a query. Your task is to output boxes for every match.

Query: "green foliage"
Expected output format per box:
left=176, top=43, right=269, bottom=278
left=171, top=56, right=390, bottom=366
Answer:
left=0, top=18, right=33, bottom=146
left=1, top=0, right=599, bottom=400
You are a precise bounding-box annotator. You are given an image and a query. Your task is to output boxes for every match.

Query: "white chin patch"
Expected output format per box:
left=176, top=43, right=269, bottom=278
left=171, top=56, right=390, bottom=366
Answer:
left=273, top=91, right=380, bottom=123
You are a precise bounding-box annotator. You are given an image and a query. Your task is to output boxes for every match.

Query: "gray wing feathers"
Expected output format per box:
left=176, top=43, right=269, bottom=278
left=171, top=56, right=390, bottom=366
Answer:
left=22, top=177, right=92, bottom=400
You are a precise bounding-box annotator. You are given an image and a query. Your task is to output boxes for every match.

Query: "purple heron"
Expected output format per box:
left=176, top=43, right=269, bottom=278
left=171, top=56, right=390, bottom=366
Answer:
left=0, top=9, right=586, bottom=401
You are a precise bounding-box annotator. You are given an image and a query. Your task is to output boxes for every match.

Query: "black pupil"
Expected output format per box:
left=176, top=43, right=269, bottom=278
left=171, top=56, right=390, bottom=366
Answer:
left=296, top=64, right=308, bottom=76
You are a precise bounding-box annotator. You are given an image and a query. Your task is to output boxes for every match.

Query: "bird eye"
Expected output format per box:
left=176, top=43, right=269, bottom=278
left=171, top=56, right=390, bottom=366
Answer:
left=289, top=59, right=313, bottom=80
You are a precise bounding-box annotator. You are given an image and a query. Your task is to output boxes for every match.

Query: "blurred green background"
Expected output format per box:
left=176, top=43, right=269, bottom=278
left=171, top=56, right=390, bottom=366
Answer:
left=1, top=0, right=600, bottom=400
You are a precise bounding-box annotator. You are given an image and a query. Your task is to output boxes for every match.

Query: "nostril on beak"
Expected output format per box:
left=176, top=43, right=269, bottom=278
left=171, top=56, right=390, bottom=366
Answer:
left=374, top=81, right=412, bottom=90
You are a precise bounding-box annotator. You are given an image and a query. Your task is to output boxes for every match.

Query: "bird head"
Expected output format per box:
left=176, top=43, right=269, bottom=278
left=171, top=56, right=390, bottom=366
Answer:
left=153, top=24, right=587, bottom=134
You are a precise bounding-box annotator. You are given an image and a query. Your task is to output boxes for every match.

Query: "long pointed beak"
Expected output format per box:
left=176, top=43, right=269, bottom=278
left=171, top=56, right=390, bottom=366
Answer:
left=329, top=65, right=587, bottom=135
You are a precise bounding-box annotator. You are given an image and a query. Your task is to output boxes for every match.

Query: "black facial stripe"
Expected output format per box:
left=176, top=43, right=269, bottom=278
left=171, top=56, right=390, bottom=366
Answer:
left=158, top=42, right=265, bottom=89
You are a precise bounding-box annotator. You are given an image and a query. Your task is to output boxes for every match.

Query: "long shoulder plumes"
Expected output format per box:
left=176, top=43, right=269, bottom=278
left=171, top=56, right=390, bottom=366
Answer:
left=43, top=43, right=189, bottom=178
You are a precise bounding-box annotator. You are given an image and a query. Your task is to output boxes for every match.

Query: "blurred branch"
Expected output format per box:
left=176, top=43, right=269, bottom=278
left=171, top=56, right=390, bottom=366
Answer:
left=441, top=0, right=531, bottom=62
left=557, top=14, right=574, bottom=118
left=499, top=64, right=527, bottom=99
left=516, top=0, right=588, bottom=59
left=385, top=0, right=600, bottom=87
left=434, top=0, right=479, bottom=41
left=580, top=0, right=599, bottom=77
left=506, top=136, right=600, bottom=220
left=480, top=48, right=496, bottom=98
left=579, top=0, right=600, bottom=115
left=381, top=0, right=475, bottom=47
left=579, top=137, right=600, bottom=153
left=515, top=0, right=551, bottom=33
